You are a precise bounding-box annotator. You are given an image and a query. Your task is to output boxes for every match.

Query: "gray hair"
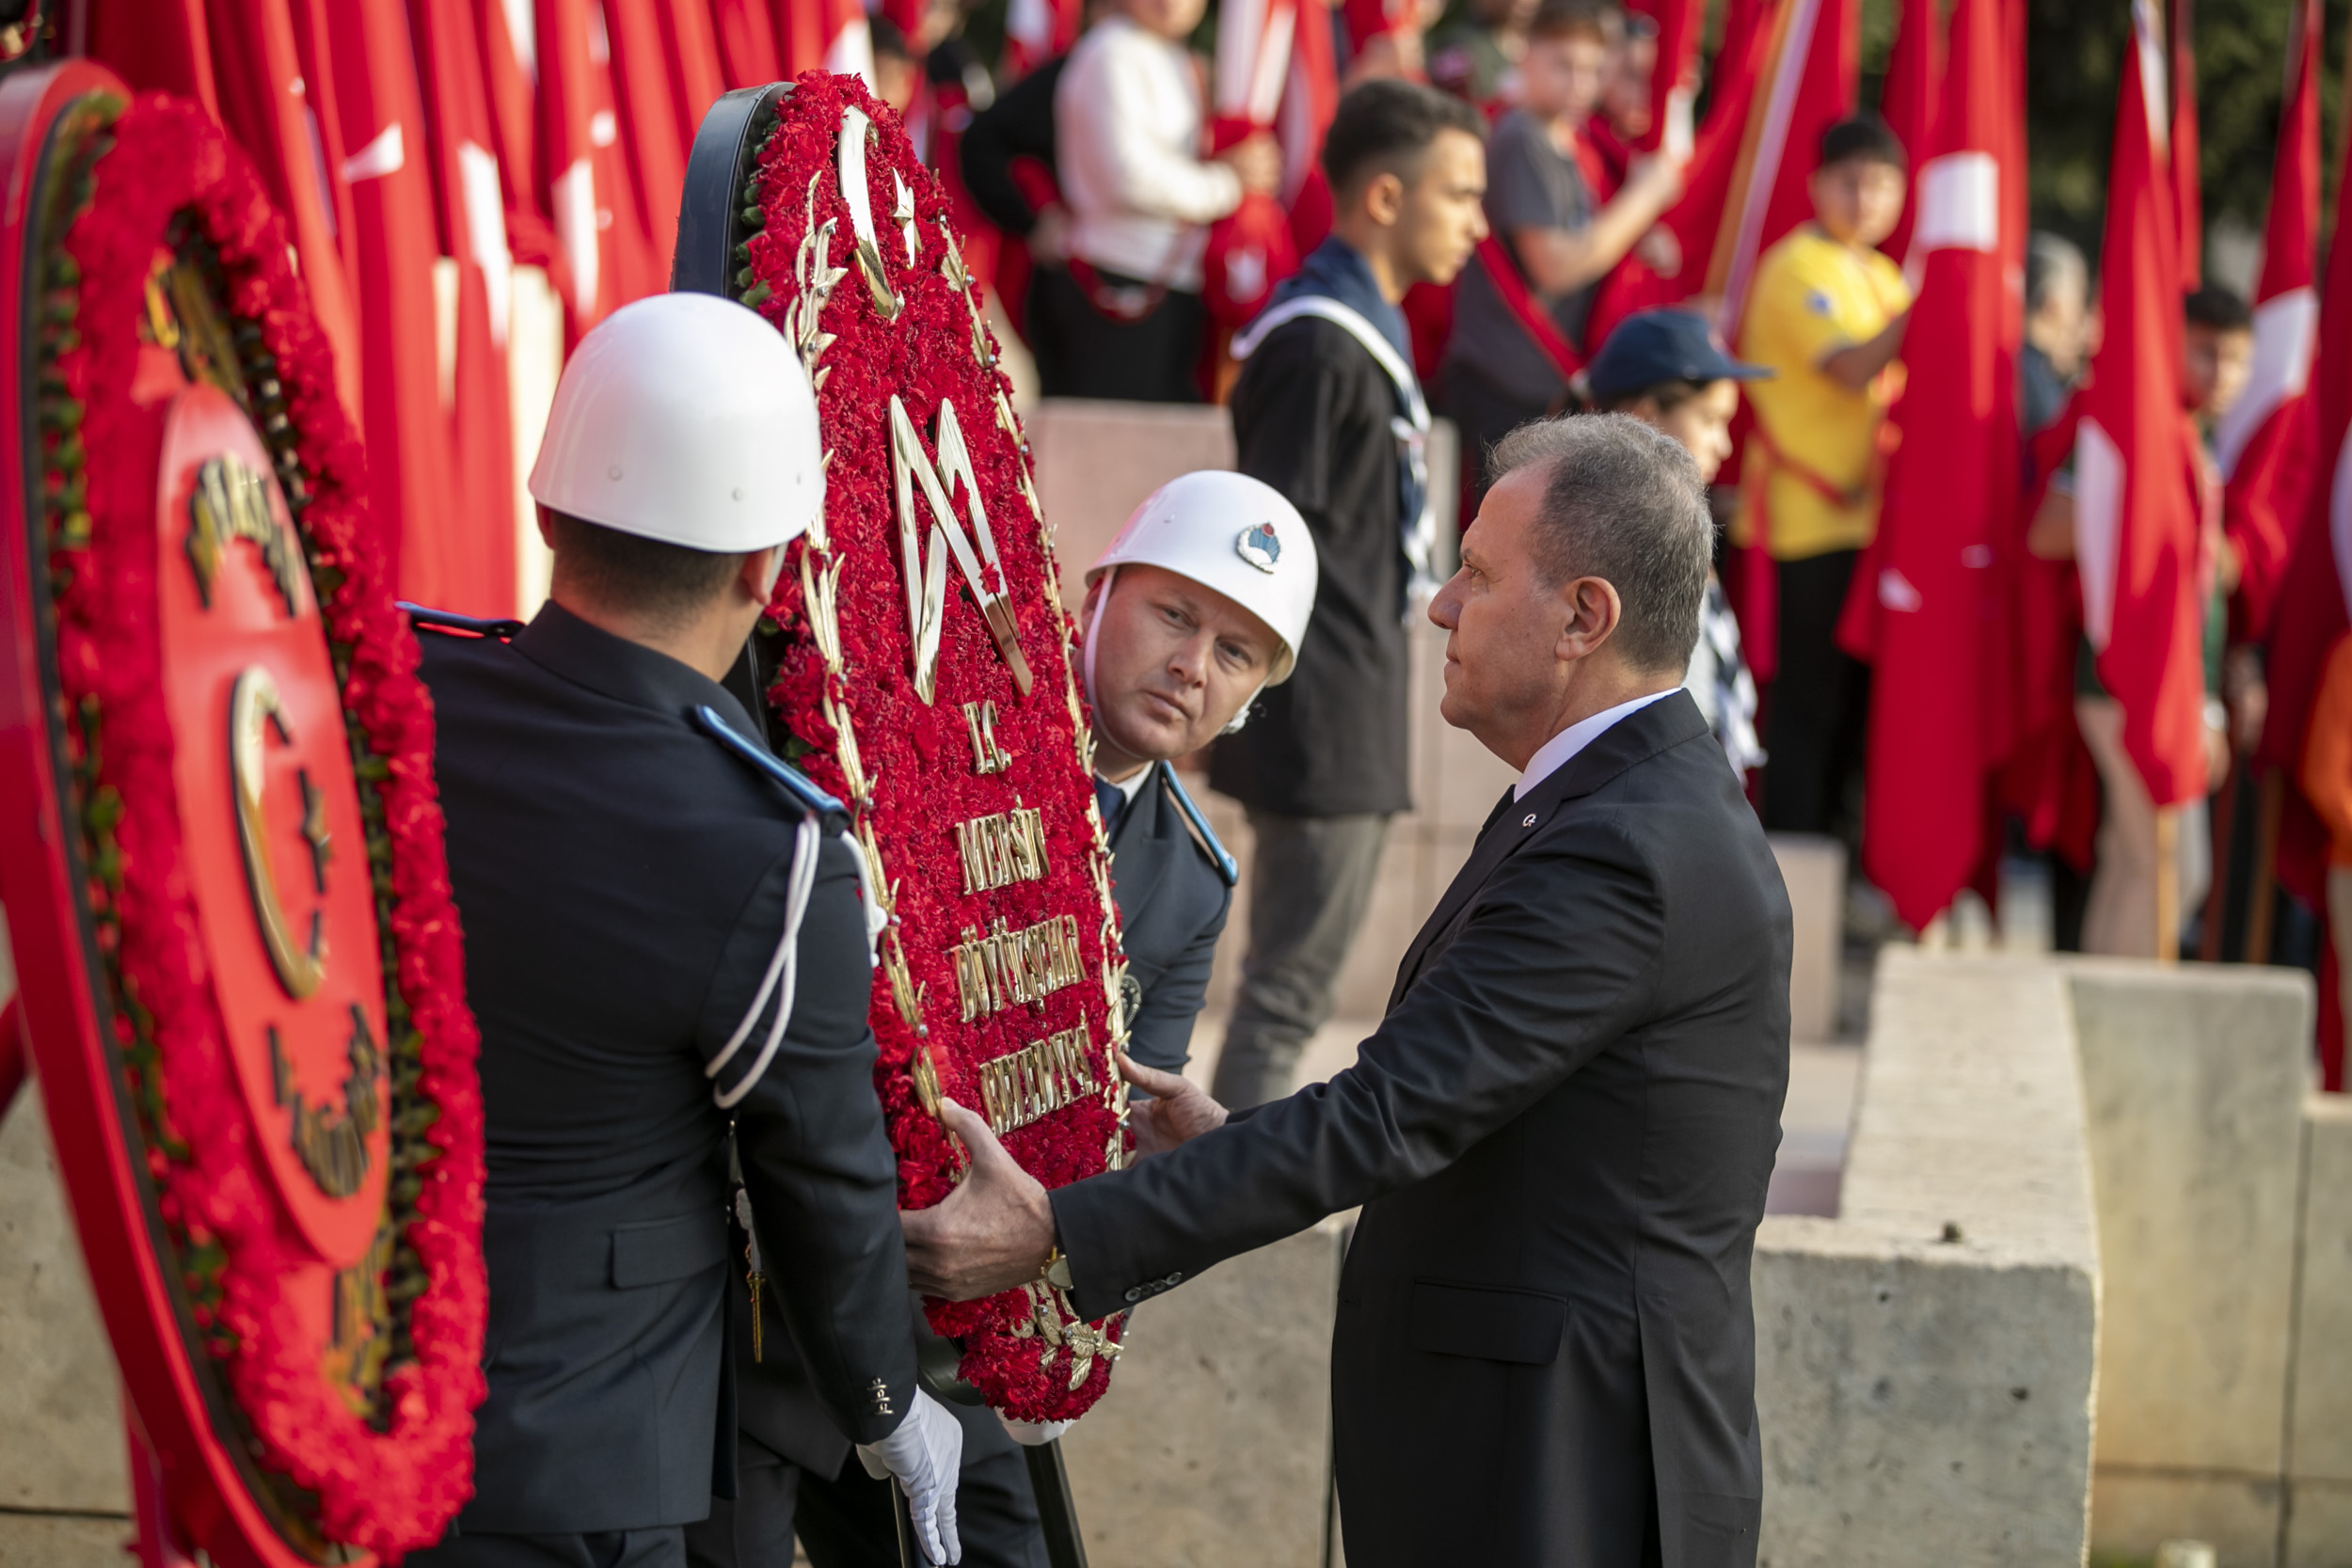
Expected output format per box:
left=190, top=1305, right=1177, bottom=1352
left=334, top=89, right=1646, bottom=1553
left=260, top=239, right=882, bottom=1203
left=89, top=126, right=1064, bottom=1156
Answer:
left=2026, top=231, right=2087, bottom=316
left=1486, top=413, right=1713, bottom=674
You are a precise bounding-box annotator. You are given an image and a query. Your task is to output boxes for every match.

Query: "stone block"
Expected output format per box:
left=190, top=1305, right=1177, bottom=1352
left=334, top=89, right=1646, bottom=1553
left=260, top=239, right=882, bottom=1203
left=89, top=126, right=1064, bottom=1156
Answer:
left=1060, top=1218, right=1345, bottom=1568
left=1755, top=1225, right=2098, bottom=1568
left=2069, top=962, right=2312, bottom=1482
left=2288, top=1480, right=2352, bottom=1568
left=2089, top=1468, right=2282, bottom=1567
left=2293, top=1095, right=2352, bottom=1484
left=1029, top=399, right=1234, bottom=610
left=1754, top=954, right=2100, bottom=1566
left=0, top=1513, right=132, bottom=1567
left=1768, top=834, right=1845, bottom=1043
left=0, top=1083, right=129, bottom=1514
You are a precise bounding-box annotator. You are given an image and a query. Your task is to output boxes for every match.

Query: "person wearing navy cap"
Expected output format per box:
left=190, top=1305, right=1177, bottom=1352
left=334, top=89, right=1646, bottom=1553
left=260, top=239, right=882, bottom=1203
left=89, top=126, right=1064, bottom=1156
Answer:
left=1582, top=308, right=1773, bottom=777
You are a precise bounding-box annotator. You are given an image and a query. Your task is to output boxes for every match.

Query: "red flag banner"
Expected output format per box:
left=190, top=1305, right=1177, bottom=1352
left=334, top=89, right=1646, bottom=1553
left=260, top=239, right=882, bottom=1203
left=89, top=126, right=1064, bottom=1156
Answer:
left=2171, top=0, right=2201, bottom=287
left=2211, top=0, right=2321, bottom=640
left=1876, top=0, right=1943, bottom=264
left=2073, top=0, right=2205, bottom=807
left=1850, top=0, right=2022, bottom=929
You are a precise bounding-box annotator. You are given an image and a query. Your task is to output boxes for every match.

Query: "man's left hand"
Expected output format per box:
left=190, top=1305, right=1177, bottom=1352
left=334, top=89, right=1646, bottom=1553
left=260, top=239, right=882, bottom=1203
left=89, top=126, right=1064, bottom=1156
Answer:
left=901, top=1100, right=1059, bottom=1300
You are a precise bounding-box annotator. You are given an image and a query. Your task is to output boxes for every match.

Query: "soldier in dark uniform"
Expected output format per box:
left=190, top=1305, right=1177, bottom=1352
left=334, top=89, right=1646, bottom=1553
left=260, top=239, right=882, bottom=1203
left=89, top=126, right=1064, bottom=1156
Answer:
left=691, top=472, right=1319, bottom=1567
left=407, top=293, right=964, bottom=1568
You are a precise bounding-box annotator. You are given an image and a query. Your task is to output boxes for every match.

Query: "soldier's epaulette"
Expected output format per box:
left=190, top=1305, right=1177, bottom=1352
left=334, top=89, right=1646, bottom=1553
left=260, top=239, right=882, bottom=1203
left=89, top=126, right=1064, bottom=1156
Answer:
left=1156, top=761, right=1238, bottom=887
left=696, top=705, right=847, bottom=822
left=402, top=601, right=525, bottom=641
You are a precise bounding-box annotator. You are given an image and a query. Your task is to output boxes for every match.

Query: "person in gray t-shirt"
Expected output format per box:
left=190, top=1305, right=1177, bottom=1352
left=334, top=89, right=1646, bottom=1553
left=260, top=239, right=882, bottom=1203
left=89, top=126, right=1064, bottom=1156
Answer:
left=1439, top=0, right=1680, bottom=499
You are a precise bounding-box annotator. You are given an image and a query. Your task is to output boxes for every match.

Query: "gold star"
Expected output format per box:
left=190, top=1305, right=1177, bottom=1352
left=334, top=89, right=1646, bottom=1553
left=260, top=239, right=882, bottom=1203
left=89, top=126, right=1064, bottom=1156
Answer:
left=298, top=768, right=332, bottom=894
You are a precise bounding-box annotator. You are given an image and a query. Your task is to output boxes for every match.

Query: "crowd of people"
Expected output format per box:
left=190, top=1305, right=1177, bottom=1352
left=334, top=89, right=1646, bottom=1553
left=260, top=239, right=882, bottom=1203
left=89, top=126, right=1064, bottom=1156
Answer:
left=857, top=0, right=2319, bottom=986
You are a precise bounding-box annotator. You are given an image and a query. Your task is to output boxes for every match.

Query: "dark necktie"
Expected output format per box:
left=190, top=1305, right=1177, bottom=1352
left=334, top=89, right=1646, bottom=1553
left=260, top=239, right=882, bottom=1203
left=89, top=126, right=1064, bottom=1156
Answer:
left=1094, top=776, right=1128, bottom=841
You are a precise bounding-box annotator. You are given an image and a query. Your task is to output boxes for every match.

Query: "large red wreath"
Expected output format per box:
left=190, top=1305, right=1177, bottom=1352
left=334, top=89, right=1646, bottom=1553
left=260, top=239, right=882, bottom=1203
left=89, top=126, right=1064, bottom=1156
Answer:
left=740, top=74, right=1130, bottom=1421
left=42, top=95, right=485, bottom=1556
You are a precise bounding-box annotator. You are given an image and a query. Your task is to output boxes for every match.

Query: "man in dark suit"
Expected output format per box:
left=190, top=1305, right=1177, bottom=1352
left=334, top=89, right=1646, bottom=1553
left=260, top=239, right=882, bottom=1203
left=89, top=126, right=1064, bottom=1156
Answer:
left=902, top=414, right=1792, bottom=1567
left=696, top=471, right=1320, bottom=1568
left=409, top=293, right=962, bottom=1568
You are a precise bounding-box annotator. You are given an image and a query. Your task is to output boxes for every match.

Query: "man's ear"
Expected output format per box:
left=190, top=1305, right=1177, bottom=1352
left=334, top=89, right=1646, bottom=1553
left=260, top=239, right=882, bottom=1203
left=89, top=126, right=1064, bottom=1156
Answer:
left=743, top=544, right=786, bottom=603
left=1364, top=170, right=1406, bottom=229
left=1555, top=576, right=1623, bottom=664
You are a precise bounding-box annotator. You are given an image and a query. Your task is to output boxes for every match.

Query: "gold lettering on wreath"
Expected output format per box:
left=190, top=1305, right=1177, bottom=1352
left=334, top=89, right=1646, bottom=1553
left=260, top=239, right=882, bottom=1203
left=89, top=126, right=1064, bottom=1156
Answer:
left=269, top=1006, right=383, bottom=1200
left=230, top=666, right=326, bottom=998
left=978, top=1022, right=1103, bottom=1136
left=952, top=914, right=1085, bottom=1022
left=955, top=806, right=1047, bottom=895
left=187, top=453, right=303, bottom=615
left=962, top=700, right=1011, bottom=774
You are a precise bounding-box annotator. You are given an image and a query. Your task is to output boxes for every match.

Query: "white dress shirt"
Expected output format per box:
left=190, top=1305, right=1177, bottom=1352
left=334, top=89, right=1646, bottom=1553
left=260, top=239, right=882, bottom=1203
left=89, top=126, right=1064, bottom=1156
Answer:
left=1055, top=14, right=1242, bottom=292
left=1513, top=689, right=1678, bottom=800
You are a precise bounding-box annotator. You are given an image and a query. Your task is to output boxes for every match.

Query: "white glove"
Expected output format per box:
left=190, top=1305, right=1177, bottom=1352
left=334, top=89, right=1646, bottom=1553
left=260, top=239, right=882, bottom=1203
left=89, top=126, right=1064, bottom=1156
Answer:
left=854, top=1386, right=964, bottom=1564
left=997, top=1414, right=1073, bottom=1447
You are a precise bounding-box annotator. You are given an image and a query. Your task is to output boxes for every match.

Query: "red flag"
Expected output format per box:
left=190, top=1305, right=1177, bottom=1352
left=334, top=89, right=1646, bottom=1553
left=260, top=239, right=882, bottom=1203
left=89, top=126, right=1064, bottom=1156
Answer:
left=327, top=0, right=455, bottom=603
left=1875, top=0, right=1942, bottom=263
left=2171, top=0, right=2201, bottom=286
left=2073, top=0, right=2204, bottom=808
left=1643, top=0, right=1702, bottom=157
left=2258, top=8, right=2352, bottom=911
left=1004, top=0, right=1085, bottom=78
left=1846, top=0, right=2022, bottom=928
left=1206, top=0, right=1308, bottom=327
left=413, top=0, right=521, bottom=617
left=538, top=0, right=662, bottom=329
left=655, top=1, right=730, bottom=143
left=190, top=0, right=366, bottom=420
left=775, top=0, right=874, bottom=80
left=604, top=0, right=692, bottom=286
left=711, top=0, right=786, bottom=87
left=2210, top=0, right=2321, bottom=641
left=87, top=0, right=219, bottom=115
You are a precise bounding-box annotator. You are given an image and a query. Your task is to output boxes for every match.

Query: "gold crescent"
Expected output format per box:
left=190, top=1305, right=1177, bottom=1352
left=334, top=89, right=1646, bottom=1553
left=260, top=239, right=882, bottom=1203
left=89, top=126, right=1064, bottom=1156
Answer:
left=230, top=665, right=326, bottom=999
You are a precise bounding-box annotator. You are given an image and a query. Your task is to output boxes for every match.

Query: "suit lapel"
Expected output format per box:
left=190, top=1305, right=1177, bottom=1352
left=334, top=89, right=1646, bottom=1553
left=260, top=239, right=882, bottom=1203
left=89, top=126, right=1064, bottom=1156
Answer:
left=1384, top=691, right=1710, bottom=1011
left=1106, top=764, right=1173, bottom=924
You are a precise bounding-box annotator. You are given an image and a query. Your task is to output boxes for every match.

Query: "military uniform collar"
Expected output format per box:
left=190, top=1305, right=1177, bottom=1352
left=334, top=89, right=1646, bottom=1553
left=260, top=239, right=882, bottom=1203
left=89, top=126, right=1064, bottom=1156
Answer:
left=515, top=600, right=765, bottom=734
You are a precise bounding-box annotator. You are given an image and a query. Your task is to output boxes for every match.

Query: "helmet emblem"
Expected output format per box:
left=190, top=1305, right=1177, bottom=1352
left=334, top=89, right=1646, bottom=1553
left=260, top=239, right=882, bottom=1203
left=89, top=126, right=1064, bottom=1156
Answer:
left=1235, top=521, right=1281, bottom=573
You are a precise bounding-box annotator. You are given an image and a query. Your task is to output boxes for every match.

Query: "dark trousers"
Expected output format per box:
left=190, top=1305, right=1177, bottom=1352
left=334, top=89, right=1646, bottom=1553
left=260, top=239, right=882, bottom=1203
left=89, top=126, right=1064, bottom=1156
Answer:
left=1762, top=548, right=1871, bottom=838
left=684, top=1428, right=1047, bottom=1568
left=1026, top=263, right=1205, bottom=403
left=408, top=1528, right=684, bottom=1568
left=1210, top=811, right=1391, bottom=1110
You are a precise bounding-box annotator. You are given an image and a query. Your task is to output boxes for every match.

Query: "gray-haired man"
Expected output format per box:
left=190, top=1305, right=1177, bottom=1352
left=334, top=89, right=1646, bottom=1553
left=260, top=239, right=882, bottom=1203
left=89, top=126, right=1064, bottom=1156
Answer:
left=903, top=414, right=1794, bottom=1568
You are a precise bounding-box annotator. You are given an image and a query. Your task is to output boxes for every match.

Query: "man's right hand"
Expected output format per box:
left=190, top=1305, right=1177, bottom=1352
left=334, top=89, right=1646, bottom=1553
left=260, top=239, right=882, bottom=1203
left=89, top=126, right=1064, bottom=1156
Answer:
left=1120, top=1053, right=1228, bottom=1159
left=854, top=1387, right=965, bottom=1564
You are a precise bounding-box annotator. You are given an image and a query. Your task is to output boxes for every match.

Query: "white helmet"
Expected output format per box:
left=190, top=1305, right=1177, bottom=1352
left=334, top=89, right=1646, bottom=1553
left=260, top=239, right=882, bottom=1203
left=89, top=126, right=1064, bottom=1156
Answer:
left=1084, top=471, right=1318, bottom=687
left=529, top=293, right=822, bottom=553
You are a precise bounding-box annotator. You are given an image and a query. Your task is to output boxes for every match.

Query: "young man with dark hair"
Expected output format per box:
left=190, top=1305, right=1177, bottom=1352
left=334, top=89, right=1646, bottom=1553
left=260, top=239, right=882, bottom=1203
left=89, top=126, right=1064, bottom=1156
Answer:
left=1439, top=0, right=1684, bottom=482
left=1737, top=112, right=1912, bottom=840
left=1206, top=78, right=1487, bottom=1110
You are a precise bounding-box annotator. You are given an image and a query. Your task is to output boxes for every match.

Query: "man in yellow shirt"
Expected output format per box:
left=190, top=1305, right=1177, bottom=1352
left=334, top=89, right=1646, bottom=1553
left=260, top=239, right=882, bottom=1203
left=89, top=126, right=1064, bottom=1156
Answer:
left=1737, top=114, right=1912, bottom=835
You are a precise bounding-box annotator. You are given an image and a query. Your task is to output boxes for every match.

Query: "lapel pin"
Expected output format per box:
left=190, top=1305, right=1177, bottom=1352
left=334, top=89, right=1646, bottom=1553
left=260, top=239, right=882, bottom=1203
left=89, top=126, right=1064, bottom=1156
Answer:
left=1521, top=813, right=1538, bottom=828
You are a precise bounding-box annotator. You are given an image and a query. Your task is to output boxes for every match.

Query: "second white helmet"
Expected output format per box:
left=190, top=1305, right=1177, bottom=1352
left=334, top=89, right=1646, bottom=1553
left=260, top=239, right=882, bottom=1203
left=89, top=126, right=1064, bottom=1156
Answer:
left=1087, top=471, right=1319, bottom=685
left=529, top=293, right=822, bottom=553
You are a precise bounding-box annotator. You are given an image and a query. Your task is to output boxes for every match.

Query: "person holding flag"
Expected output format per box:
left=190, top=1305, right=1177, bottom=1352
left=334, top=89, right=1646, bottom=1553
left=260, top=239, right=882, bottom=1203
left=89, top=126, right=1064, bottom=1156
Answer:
left=1735, top=114, right=1911, bottom=840
left=1438, top=0, right=1684, bottom=497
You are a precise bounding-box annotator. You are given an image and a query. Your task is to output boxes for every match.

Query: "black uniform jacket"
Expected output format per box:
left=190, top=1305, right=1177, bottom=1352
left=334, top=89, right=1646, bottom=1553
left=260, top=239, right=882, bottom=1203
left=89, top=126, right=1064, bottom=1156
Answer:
left=1054, top=692, right=1791, bottom=1568
left=420, top=604, right=917, bottom=1535
left=1208, top=315, right=1413, bottom=818
left=725, top=760, right=1234, bottom=1484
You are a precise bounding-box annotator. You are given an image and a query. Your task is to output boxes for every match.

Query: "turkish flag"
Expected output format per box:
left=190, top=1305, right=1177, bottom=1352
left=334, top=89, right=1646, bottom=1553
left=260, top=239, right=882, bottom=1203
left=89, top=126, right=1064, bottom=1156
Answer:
left=2072, top=0, right=2205, bottom=808
left=711, top=0, right=786, bottom=87
left=174, top=0, right=365, bottom=422
left=327, top=0, right=455, bottom=603
left=1643, top=0, right=1702, bottom=159
left=412, top=0, right=521, bottom=618
left=1875, top=0, right=1941, bottom=264
left=2210, top=0, right=2320, bottom=642
left=1004, top=0, right=1085, bottom=78
left=87, top=0, right=219, bottom=116
left=655, top=1, right=730, bottom=143
left=774, top=0, right=875, bottom=81
left=2258, top=8, right=2352, bottom=911
left=537, top=0, right=659, bottom=330
left=603, top=0, right=692, bottom=286
left=1845, top=0, right=2022, bottom=929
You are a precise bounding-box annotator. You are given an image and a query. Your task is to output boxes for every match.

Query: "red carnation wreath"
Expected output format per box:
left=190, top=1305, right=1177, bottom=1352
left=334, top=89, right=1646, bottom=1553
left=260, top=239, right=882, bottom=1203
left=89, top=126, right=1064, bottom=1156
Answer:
left=733, top=73, right=1131, bottom=1421
left=38, top=93, right=485, bottom=1556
